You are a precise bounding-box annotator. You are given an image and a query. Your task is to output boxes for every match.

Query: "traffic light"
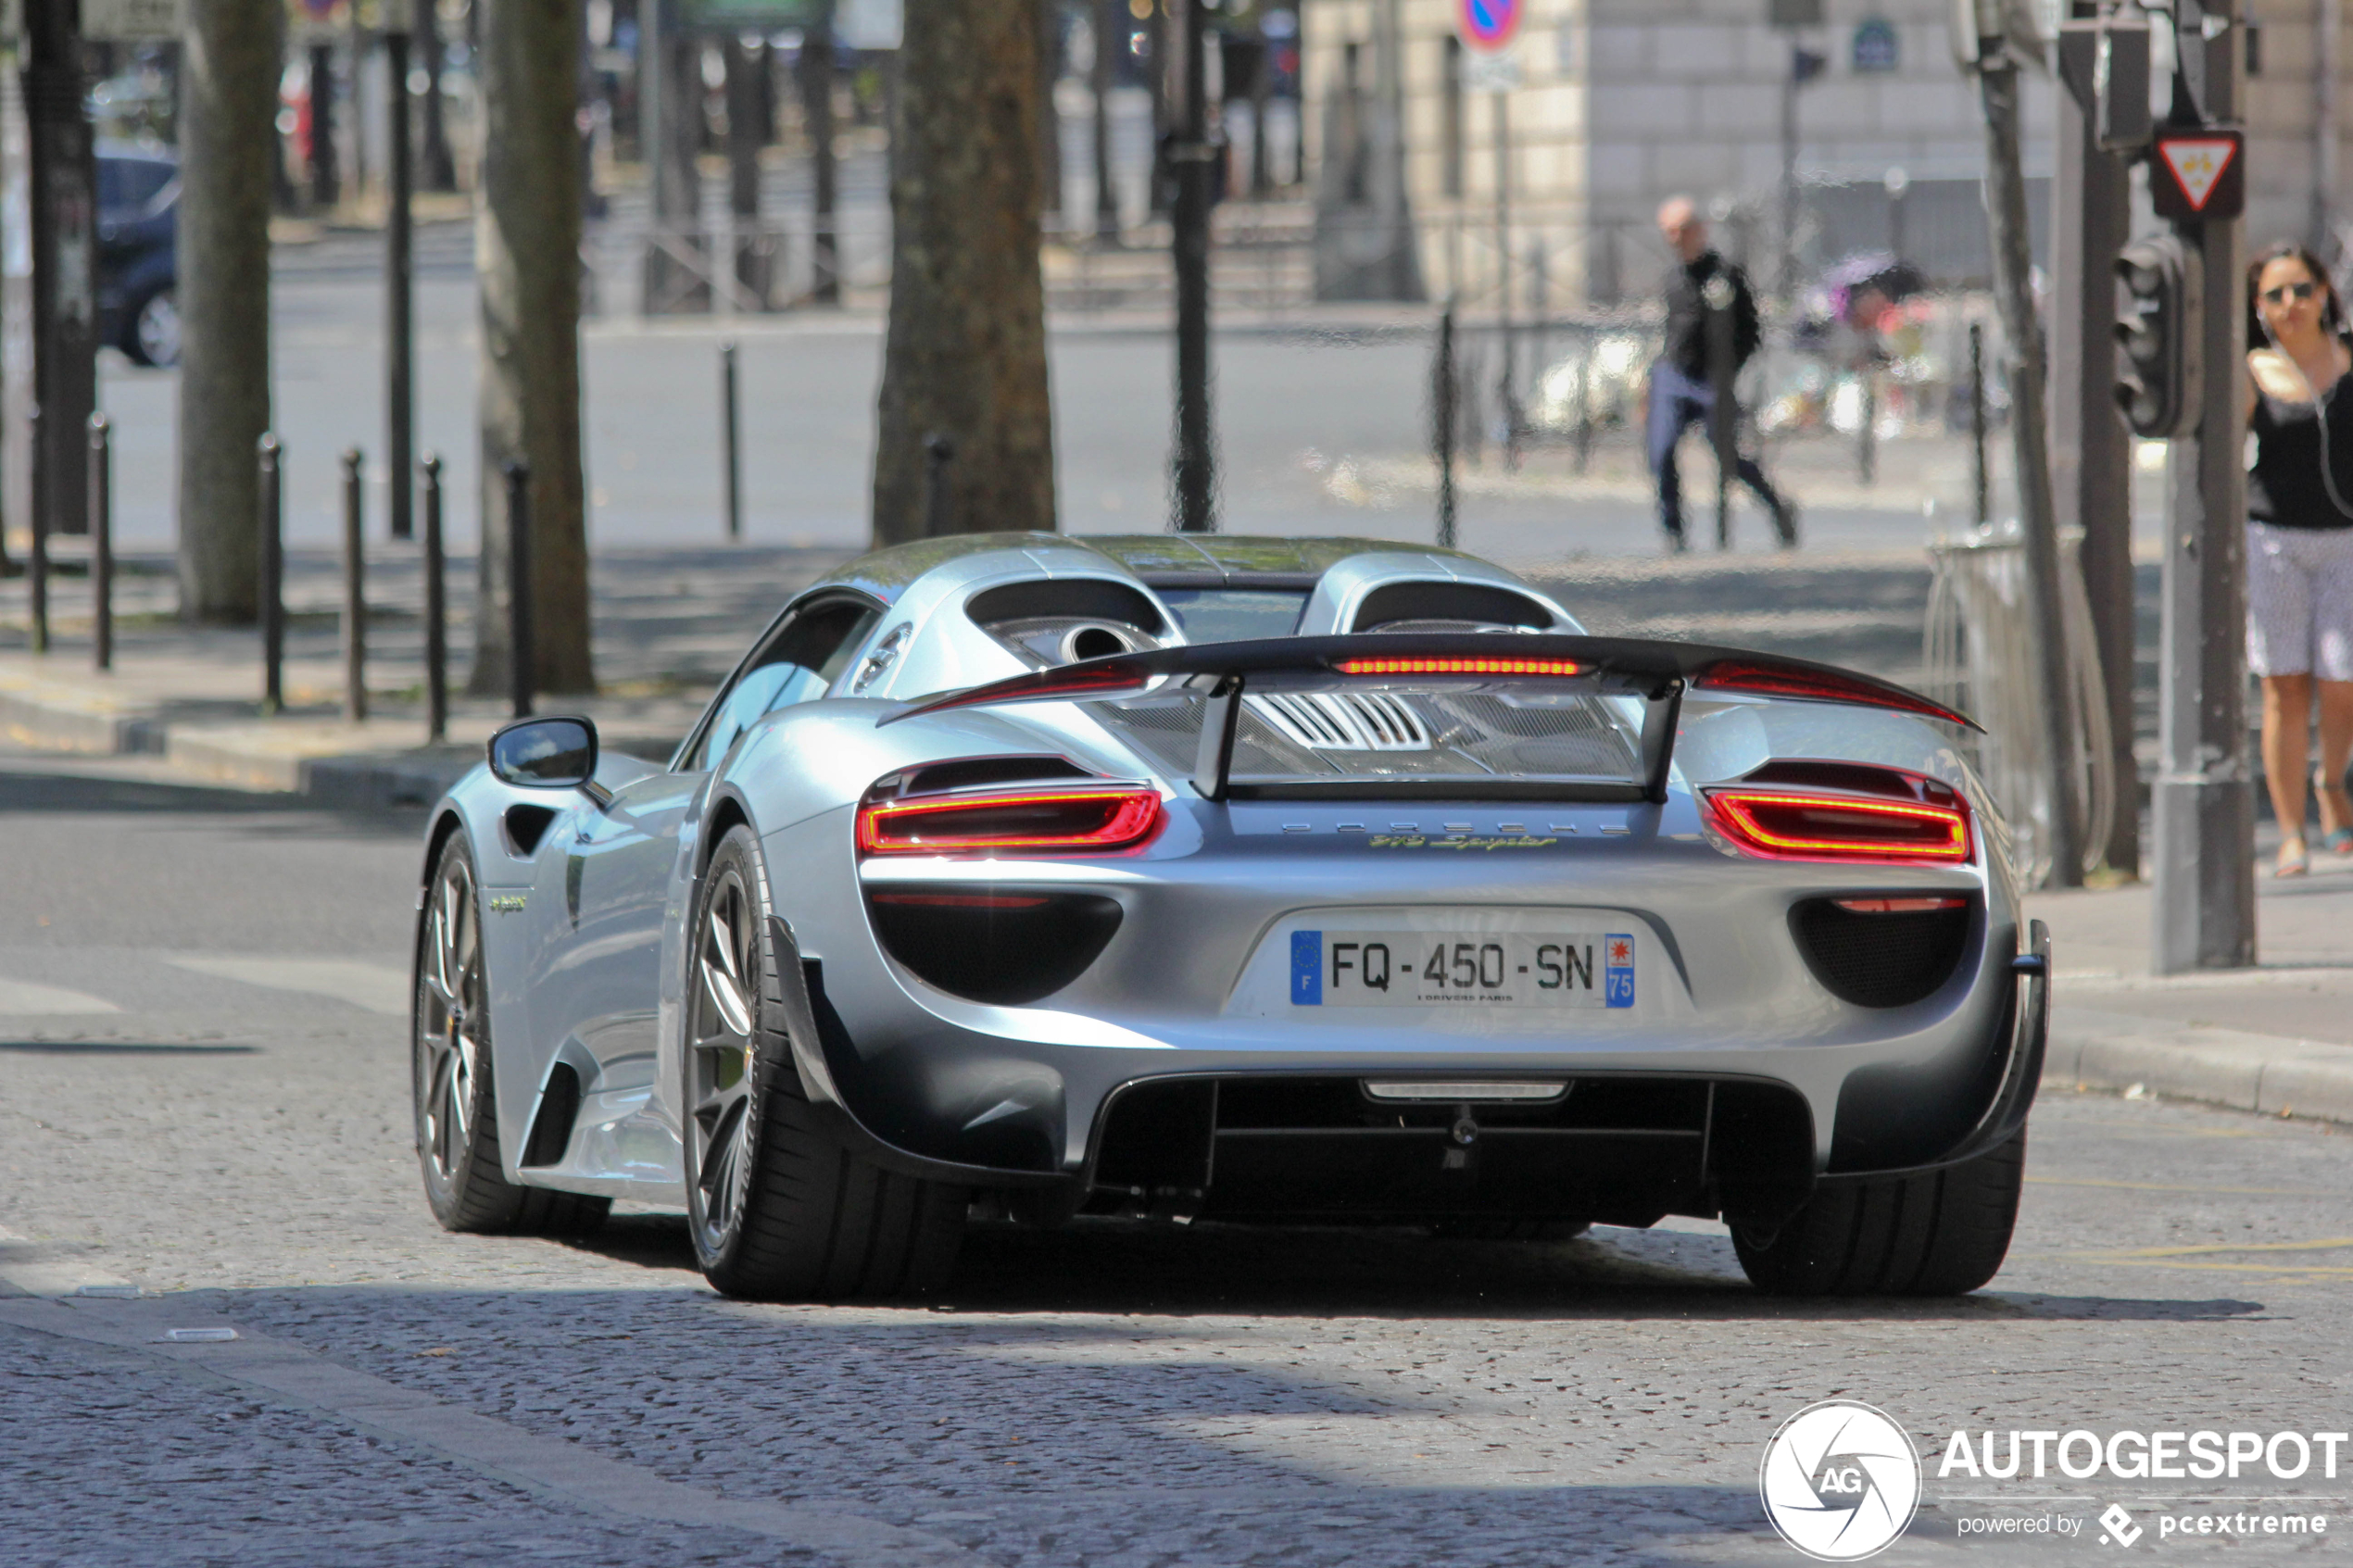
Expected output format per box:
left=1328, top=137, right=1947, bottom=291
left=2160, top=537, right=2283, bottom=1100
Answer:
left=2113, top=235, right=2200, bottom=439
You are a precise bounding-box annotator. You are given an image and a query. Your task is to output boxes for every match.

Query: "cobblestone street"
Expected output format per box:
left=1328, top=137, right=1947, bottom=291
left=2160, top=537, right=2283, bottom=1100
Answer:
left=2, top=768, right=2349, bottom=1565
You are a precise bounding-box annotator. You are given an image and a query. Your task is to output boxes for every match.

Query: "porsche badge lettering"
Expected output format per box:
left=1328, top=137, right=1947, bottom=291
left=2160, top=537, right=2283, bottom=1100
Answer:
left=1367, top=834, right=1560, bottom=851
left=487, top=895, right=528, bottom=914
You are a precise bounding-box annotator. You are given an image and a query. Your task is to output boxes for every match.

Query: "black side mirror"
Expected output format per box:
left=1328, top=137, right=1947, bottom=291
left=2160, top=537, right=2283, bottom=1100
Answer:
left=489, top=716, right=603, bottom=799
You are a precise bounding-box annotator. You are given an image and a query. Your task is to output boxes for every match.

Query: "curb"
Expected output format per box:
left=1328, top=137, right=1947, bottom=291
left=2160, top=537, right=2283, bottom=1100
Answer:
left=2043, top=1005, right=2353, bottom=1125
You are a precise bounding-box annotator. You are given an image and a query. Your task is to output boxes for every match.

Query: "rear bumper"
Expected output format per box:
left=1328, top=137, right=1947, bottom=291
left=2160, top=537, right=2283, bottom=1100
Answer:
left=773, top=915, right=2048, bottom=1227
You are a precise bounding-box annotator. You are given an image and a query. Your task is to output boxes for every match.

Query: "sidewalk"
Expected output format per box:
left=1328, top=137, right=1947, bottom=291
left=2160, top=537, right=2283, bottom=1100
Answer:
left=2027, top=863, right=2353, bottom=1125
left=0, top=543, right=854, bottom=807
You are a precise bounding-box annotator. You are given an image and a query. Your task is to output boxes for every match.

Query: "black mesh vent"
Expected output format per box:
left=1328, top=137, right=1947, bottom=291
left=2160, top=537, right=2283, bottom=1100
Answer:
left=1791, top=898, right=1973, bottom=1008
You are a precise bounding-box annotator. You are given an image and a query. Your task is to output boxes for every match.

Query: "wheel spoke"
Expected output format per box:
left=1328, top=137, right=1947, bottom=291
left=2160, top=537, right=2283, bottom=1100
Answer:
left=700, top=959, right=753, bottom=1039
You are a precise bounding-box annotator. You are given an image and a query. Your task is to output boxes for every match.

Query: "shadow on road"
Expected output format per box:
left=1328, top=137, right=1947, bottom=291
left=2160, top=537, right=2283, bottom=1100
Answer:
left=547, top=1211, right=2266, bottom=1325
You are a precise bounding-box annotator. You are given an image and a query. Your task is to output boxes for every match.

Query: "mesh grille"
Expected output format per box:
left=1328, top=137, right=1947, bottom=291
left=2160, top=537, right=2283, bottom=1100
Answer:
left=1790, top=899, right=1973, bottom=1008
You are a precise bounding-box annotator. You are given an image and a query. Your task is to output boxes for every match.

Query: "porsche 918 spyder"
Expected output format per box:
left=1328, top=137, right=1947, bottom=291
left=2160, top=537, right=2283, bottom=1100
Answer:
left=410, top=533, right=2047, bottom=1299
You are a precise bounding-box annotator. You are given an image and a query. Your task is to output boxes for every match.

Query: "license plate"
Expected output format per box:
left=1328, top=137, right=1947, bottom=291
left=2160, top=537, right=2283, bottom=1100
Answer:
left=1290, top=931, right=1635, bottom=1009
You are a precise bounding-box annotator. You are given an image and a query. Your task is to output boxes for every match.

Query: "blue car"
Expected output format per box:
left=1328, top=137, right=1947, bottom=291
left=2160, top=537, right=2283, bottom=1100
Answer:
left=96, top=145, right=179, bottom=368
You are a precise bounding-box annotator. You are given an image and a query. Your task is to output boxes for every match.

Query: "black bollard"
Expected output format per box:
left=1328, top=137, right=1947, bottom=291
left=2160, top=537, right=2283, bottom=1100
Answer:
left=721, top=343, right=742, bottom=540
left=258, top=433, right=284, bottom=713
left=27, top=403, right=45, bottom=654
left=1969, top=321, right=1990, bottom=530
left=88, top=413, right=111, bottom=671
left=1432, top=301, right=1457, bottom=550
left=341, top=447, right=368, bottom=722
left=505, top=458, right=533, bottom=719
left=421, top=453, right=447, bottom=744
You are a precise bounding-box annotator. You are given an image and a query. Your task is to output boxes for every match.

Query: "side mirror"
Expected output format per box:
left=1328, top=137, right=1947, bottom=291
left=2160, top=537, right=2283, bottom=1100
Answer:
left=489, top=716, right=604, bottom=799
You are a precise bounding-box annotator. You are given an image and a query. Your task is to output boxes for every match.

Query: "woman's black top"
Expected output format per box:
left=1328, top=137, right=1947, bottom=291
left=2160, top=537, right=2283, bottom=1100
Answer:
left=2249, top=362, right=2353, bottom=529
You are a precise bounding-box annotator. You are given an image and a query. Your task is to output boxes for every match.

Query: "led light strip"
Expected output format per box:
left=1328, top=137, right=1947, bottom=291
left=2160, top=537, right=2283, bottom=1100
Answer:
left=1332, top=656, right=1584, bottom=677
left=856, top=788, right=1164, bottom=854
left=1705, top=789, right=1971, bottom=861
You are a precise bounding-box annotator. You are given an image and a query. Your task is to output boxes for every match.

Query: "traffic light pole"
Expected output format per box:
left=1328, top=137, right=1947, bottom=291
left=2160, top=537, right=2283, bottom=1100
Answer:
left=2151, top=11, right=2255, bottom=972
left=2055, top=18, right=2138, bottom=878
left=1170, top=0, right=1217, bottom=533
left=25, top=0, right=96, bottom=541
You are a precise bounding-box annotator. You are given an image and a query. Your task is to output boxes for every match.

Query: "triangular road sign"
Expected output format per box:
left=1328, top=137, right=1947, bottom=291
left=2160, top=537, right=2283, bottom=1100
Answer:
left=2159, top=139, right=2234, bottom=210
left=2151, top=129, right=2245, bottom=221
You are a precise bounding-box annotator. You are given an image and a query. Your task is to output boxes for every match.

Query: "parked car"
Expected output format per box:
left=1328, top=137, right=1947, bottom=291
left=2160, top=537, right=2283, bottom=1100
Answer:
left=96, top=145, right=179, bottom=369
left=410, top=533, right=2045, bottom=1303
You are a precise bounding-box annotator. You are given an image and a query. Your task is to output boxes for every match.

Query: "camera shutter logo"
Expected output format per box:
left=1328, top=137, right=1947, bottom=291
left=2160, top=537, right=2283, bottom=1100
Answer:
left=1758, top=1400, right=1921, bottom=1561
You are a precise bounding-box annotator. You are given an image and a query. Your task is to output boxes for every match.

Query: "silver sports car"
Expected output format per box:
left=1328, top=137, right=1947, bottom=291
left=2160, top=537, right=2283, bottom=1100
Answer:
left=411, top=533, right=2048, bottom=1300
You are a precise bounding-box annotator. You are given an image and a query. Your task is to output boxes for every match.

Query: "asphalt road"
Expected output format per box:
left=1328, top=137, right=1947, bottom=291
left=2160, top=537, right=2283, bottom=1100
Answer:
left=3, top=762, right=2350, bottom=1566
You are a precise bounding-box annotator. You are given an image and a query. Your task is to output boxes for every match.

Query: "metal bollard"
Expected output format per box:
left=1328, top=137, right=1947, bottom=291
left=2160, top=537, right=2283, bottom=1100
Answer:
left=721, top=342, right=742, bottom=540
left=505, top=458, right=533, bottom=719
left=341, top=447, right=368, bottom=722
left=923, top=434, right=954, bottom=538
left=27, top=402, right=45, bottom=654
left=258, top=433, right=284, bottom=713
left=421, top=453, right=447, bottom=744
left=1432, top=301, right=1457, bottom=550
left=88, top=414, right=112, bottom=671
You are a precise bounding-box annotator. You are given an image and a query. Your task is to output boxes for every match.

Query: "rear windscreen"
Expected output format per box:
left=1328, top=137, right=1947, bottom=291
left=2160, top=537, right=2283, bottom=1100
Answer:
left=1153, top=588, right=1310, bottom=644
left=1088, top=684, right=1642, bottom=790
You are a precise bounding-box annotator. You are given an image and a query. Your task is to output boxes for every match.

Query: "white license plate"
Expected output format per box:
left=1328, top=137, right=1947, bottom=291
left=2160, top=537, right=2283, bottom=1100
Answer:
left=1289, top=931, right=1635, bottom=1009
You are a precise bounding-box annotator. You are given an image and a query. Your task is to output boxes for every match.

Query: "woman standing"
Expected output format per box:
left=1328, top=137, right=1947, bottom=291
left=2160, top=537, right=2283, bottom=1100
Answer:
left=2245, top=244, right=2353, bottom=876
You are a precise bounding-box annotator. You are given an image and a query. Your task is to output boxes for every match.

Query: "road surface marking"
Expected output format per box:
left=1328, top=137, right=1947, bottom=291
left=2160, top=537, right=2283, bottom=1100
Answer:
left=0, top=978, right=120, bottom=1014
left=160, top=955, right=409, bottom=1016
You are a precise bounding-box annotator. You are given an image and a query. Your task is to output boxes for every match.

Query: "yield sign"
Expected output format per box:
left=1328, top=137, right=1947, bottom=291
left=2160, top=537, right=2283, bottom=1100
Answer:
left=2152, top=129, right=2245, bottom=221
left=1458, top=0, right=1522, bottom=51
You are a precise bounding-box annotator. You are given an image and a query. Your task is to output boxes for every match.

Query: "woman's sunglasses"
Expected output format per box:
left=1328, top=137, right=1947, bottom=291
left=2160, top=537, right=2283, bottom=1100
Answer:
left=2262, top=280, right=2321, bottom=306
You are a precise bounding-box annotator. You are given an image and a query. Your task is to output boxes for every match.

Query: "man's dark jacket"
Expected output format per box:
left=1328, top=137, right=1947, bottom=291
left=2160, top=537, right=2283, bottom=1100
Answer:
left=1661, top=249, right=1762, bottom=382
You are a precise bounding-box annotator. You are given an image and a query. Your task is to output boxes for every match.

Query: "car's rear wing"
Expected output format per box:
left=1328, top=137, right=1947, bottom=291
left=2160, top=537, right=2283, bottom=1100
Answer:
left=878, top=633, right=1977, bottom=806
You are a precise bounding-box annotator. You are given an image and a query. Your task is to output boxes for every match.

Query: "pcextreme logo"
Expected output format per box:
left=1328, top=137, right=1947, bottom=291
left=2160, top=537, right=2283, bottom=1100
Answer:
left=1759, top=1400, right=1923, bottom=1562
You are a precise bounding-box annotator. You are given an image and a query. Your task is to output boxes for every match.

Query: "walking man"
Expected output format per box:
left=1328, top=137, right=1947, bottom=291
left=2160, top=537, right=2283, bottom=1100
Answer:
left=1648, top=196, right=1797, bottom=552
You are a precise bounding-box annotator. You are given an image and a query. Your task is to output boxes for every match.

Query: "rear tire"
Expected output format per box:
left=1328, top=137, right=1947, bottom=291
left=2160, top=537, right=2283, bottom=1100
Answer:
left=1732, top=1131, right=2023, bottom=1297
left=683, top=826, right=965, bottom=1300
left=413, top=834, right=609, bottom=1237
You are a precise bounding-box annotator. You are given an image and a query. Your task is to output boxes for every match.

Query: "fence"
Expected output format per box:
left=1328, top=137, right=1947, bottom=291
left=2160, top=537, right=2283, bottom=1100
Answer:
left=1921, top=527, right=2116, bottom=889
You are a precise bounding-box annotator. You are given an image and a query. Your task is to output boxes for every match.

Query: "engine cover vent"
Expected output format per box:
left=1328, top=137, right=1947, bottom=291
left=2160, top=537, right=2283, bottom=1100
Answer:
left=1248, top=692, right=1431, bottom=751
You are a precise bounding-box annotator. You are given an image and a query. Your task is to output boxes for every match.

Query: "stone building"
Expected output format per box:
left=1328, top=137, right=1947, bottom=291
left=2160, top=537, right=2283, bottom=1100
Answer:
left=1299, top=0, right=2350, bottom=309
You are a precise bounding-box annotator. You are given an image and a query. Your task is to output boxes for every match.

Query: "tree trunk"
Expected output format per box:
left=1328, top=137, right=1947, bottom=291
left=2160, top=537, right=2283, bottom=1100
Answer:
left=417, top=0, right=457, bottom=191
left=799, top=1, right=838, bottom=305
left=177, top=0, right=280, bottom=622
left=872, top=0, right=1054, bottom=544
left=472, top=0, right=592, bottom=696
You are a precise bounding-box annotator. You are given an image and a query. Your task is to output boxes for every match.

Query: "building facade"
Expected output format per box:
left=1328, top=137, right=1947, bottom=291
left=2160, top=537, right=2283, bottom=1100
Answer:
left=1300, top=0, right=2350, bottom=310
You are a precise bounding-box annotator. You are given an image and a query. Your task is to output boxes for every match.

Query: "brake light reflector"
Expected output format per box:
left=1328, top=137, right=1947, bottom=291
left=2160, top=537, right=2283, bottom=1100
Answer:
left=1703, top=788, right=1972, bottom=863
left=856, top=787, right=1164, bottom=856
left=1832, top=896, right=1969, bottom=913
left=1333, top=656, right=1582, bottom=677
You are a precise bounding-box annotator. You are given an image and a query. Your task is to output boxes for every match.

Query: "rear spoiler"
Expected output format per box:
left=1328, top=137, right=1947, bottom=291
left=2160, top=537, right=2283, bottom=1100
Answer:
left=878, top=633, right=1977, bottom=806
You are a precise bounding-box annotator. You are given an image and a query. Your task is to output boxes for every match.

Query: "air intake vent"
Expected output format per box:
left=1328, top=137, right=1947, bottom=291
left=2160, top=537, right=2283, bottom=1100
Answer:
left=1791, top=897, right=1973, bottom=1008
left=1248, top=692, right=1431, bottom=751
left=867, top=889, right=1123, bottom=1004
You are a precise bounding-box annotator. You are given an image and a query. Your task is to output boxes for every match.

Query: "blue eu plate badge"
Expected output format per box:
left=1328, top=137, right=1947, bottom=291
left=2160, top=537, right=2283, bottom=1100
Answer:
left=1604, top=933, right=1635, bottom=1008
left=1291, top=931, right=1323, bottom=1005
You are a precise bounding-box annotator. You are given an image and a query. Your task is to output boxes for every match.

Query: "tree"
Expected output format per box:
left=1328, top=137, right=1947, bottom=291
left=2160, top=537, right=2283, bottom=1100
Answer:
left=177, top=0, right=281, bottom=622
left=871, top=0, right=1055, bottom=543
left=472, top=0, right=592, bottom=694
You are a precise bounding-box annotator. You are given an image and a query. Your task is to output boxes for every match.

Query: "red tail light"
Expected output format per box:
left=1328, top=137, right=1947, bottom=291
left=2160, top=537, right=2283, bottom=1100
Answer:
left=856, top=786, right=1164, bottom=856
left=1333, top=656, right=1583, bottom=677
left=1703, top=788, right=1972, bottom=864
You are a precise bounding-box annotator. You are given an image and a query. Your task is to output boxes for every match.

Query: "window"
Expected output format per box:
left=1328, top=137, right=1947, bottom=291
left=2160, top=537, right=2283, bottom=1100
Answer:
left=1153, top=587, right=1310, bottom=643
left=693, top=599, right=881, bottom=771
